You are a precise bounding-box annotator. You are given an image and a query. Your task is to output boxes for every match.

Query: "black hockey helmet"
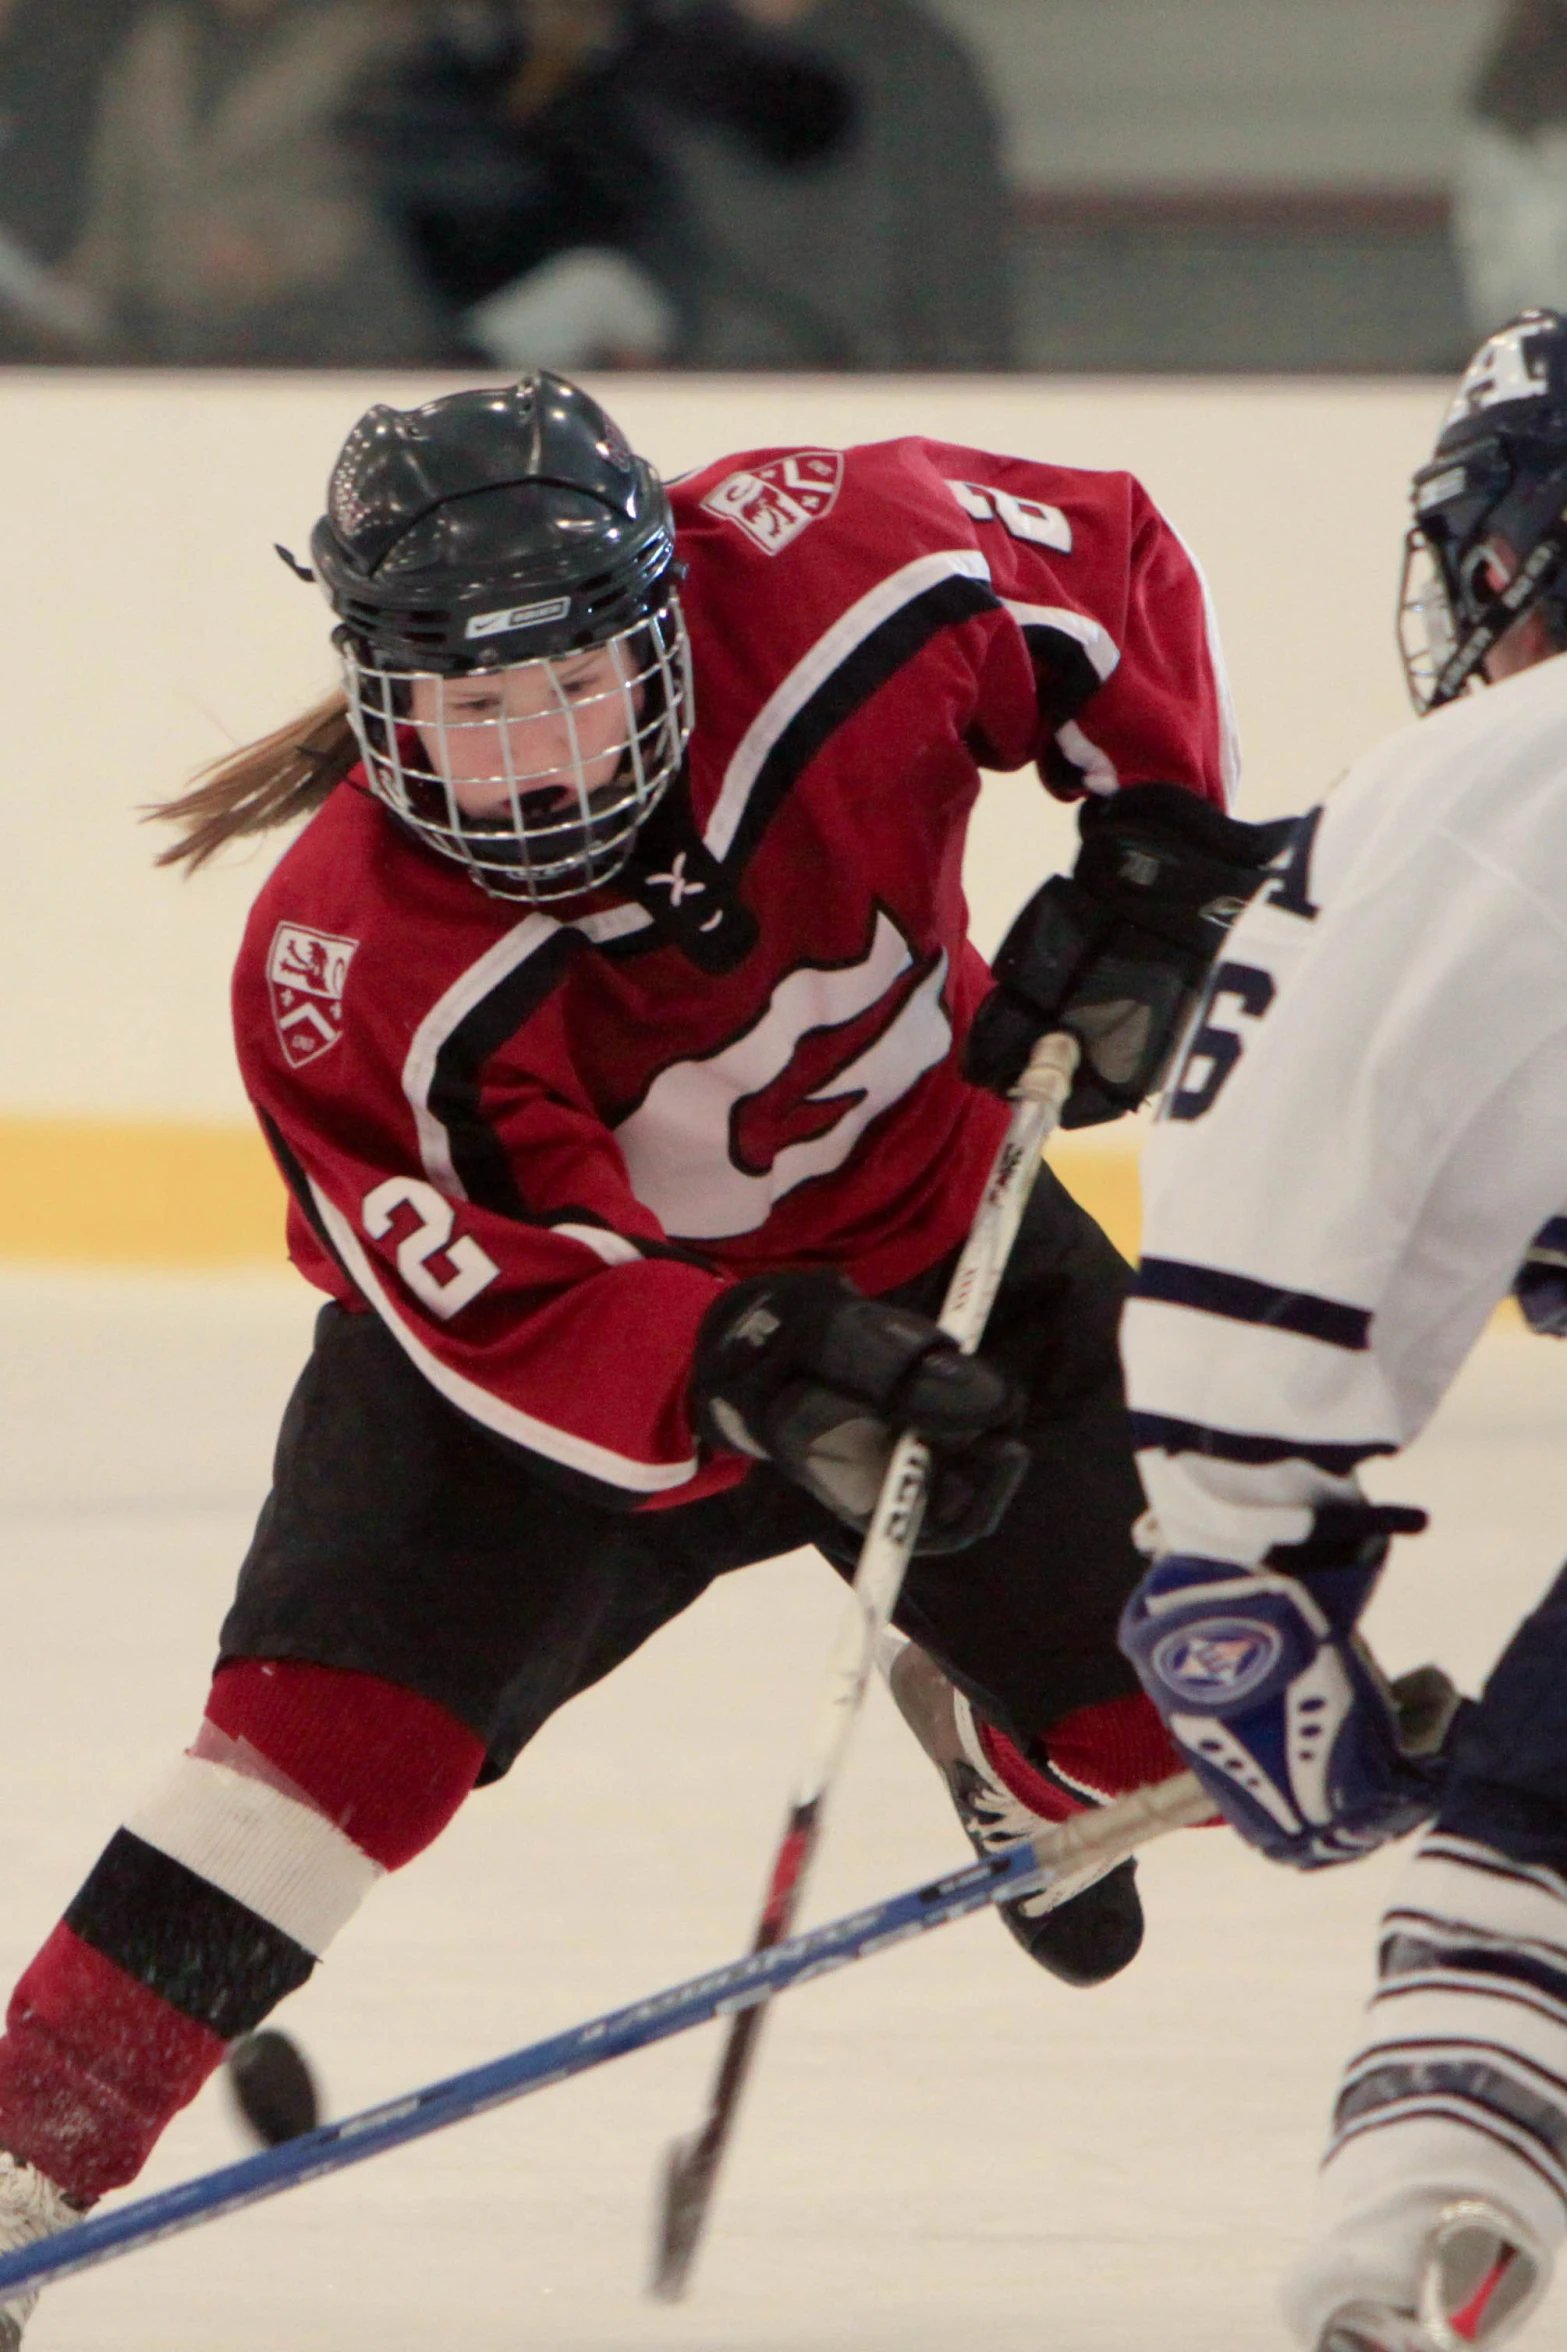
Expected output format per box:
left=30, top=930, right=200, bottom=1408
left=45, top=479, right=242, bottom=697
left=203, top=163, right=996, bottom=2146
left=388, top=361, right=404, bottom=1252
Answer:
left=308, top=374, right=693, bottom=903
left=1399, top=310, right=1567, bottom=712
left=311, top=373, right=677, bottom=669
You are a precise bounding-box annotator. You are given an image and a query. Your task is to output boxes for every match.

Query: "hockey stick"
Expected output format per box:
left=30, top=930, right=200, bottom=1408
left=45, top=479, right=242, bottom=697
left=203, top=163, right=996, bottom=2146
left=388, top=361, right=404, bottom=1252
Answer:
left=0, top=1771, right=1210, bottom=2311
left=650, top=1029, right=1082, bottom=2301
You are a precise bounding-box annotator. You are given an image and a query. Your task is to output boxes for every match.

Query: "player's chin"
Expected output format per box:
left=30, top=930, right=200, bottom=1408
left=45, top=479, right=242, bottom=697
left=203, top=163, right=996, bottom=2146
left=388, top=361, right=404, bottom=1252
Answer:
left=453, top=785, right=634, bottom=886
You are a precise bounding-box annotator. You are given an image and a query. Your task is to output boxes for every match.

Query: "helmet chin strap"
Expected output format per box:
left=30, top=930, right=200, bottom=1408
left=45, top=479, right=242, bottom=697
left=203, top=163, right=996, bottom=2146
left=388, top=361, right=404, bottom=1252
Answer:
left=1430, top=503, right=1567, bottom=707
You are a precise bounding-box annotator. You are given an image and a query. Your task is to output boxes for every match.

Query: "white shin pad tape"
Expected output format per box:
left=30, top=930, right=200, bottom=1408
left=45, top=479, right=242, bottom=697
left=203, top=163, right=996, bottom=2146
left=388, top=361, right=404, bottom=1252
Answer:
left=126, top=1754, right=385, bottom=1958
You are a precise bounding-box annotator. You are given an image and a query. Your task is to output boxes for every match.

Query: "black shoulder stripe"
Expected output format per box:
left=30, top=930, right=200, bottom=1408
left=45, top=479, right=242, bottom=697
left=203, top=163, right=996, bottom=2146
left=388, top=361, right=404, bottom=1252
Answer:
left=1128, top=1410, right=1395, bottom=1474
left=258, top=1111, right=346, bottom=1274
left=1133, top=1257, right=1372, bottom=1350
left=1012, top=622, right=1105, bottom=724
left=726, top=574, right=999, bottom=873
left=428, top=929, right=582, bottom=1215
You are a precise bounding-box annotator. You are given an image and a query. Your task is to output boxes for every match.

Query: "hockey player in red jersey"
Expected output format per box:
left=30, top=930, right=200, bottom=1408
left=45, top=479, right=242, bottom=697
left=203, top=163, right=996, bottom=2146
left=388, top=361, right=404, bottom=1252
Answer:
left=0, top=375, right=1278, bottom=2323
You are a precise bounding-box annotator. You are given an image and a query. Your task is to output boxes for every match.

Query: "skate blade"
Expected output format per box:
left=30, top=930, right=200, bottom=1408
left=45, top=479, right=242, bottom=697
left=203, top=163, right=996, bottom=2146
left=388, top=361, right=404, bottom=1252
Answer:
left=1420, top=2202, right=1543, bottom=2350
left=1316, top=2202, right=1545, bottom=2352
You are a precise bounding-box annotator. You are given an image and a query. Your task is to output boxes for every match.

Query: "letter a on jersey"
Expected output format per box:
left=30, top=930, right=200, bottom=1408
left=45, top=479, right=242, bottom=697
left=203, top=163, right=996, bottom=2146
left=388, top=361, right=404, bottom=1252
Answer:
left=615, top=910, right=951, bottom=1238
left=267, top=922, right=358, bottom=1068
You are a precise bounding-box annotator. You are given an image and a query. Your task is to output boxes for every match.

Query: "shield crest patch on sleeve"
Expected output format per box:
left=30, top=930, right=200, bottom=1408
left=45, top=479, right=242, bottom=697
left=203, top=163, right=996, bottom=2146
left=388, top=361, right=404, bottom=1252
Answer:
left=266, top=922, right=358, bottom=1068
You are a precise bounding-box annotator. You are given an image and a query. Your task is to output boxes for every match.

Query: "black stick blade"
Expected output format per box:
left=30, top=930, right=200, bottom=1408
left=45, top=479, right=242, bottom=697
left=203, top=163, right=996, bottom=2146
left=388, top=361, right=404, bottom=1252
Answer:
left=225, top=2031, right=321, bottom=2147
left=650, top=2131, right=711, bottom=2302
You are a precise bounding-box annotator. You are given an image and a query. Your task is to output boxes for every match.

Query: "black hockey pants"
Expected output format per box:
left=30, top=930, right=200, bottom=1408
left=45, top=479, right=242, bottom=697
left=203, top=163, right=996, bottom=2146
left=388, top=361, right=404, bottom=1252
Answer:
left=222, top=1161, right=1149, bottom=1782
left=1439, top=1559, right=1567, bottom=1873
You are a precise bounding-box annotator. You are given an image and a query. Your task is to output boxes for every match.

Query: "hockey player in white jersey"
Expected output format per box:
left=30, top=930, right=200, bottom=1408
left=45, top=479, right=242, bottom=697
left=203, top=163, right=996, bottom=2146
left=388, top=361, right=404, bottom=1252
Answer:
left=1118, top=307, right=1567, bottom=2352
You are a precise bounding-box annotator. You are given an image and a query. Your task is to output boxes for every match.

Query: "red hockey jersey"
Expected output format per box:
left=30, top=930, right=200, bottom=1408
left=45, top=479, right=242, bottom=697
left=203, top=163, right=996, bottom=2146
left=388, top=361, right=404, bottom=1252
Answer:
left=236, top=435, right=1236, bottom=1509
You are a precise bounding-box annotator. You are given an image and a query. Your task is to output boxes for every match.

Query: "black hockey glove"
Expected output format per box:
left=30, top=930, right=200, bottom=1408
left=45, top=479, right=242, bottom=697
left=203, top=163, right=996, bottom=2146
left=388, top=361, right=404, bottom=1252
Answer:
left=691, top=1271, right=1028, bottom=1554
left=965, top=783, right=1297, bottom=1127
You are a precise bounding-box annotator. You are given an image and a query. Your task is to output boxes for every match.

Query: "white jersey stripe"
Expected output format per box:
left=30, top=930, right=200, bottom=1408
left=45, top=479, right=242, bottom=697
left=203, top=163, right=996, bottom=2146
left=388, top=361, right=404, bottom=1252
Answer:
left=127, top=1753, right=384, bottom=1959
left=312, top=1181, right=700, bottom=1493
left=550, top=1222, right=646, bottom=1267
left=704, top=548, right=993, bottom=863
left=1000, top=600, right=1121, bottom=682
left=1055, top=718, right=1120, bottom=794
left=1167, top=520, right=1242, bottom=808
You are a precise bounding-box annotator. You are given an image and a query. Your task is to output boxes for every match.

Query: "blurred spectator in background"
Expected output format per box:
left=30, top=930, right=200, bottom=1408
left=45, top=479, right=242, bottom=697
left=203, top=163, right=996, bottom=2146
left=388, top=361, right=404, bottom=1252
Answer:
left=0, top=0, right=140, bottom=356
left=67, top=0, right=453, bottom=365
left=662, top=0, right=1015, bottom=368
left=1456, top=0, right=1567, bottom=333
left=356, top=0, right=1014, bottom=371
left=349, top=0, right=853, bottom=367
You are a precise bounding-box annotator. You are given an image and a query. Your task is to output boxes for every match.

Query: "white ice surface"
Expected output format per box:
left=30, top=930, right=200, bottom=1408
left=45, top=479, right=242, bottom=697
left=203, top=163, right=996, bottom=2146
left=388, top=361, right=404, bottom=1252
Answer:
left=5, top=1269, right=1567, bottom=2351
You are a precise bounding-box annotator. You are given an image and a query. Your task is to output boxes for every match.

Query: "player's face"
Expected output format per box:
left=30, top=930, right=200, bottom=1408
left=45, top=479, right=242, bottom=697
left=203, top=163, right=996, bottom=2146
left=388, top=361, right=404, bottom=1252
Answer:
left=409, top=646, right=631, bottom=818
left=1476, top=536, right=1559, bottom=684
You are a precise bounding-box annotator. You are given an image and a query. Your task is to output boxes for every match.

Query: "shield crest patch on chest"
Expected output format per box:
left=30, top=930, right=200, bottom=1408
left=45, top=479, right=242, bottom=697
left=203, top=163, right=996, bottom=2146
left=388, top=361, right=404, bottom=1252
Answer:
left=266, top=922, right=358, bottom=1068
left=701, top=452, right=844, bottom=555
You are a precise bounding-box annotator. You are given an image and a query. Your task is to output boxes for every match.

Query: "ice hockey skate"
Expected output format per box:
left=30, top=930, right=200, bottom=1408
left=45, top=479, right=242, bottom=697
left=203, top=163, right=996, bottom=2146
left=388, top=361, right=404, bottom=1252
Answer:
left=0, top=2151, right=81, bottom=2348
left=879, top=1631, right=1144, bottom=1986
left=1315, top=2201, right=1547, bottom=2352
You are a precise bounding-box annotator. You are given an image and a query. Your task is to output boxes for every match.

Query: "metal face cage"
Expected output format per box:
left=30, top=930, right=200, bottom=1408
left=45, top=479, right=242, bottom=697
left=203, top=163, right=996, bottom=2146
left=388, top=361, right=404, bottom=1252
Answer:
left=341, top=599, right=694, bottom=903
left=1397, top=527, right=1464, bottom=716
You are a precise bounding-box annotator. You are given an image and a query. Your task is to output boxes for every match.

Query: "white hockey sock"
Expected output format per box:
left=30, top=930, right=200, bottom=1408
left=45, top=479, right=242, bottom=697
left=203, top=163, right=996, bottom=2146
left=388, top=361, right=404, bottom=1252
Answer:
left=1282, top=1832, right=1567, bottom=2345
left=126, top=1747, right=385, bottom=1961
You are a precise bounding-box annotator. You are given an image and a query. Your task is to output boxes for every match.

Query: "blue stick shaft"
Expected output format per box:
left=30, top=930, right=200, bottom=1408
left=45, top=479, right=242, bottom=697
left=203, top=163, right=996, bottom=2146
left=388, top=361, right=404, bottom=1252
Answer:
left=0, top=1842, right=1043, bottom=2304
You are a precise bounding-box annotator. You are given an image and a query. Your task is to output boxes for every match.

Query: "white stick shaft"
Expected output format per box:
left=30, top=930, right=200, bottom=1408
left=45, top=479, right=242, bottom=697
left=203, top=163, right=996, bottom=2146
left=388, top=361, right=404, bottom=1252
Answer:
left=1025, top=1769, right=1216, bottom=1881
left=787, top=1029, right=1080, bottom=1815
left=651, top=1033, right=1082, bottom=2300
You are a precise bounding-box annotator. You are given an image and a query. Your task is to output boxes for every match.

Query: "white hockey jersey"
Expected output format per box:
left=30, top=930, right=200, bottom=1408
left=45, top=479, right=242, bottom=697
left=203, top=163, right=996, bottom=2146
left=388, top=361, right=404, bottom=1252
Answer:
left=1122, top=649, right=1567, bottom=1568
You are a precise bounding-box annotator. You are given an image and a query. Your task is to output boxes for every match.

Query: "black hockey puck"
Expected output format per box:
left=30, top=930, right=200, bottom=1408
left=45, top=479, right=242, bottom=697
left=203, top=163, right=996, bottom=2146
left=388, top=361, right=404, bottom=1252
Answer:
left=225, top=2029, right=321, bottom=2146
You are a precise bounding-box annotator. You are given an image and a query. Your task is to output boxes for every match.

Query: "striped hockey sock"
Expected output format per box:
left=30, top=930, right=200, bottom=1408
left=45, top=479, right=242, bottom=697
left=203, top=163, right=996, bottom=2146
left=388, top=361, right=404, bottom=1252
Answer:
left=0, top=1662, right=484, bottom=2201
left=1283, top=1831, right=1567, bottom=2346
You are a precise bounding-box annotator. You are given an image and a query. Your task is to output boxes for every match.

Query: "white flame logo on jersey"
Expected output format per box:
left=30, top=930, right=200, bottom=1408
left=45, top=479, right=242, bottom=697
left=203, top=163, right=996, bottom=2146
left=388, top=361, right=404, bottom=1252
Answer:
left=267, top=922, right=358, bottom=1069
left=1446, top=322, right=1552, bottom=425
left=615, top=909, right=950, bottom=1238
left=701, top=452, right=845, bottom=556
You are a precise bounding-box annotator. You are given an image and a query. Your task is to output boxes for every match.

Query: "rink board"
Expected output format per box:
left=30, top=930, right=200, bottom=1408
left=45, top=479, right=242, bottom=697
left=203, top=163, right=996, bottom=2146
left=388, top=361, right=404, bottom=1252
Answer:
left=0, top=1115, right=1142, bottom=1268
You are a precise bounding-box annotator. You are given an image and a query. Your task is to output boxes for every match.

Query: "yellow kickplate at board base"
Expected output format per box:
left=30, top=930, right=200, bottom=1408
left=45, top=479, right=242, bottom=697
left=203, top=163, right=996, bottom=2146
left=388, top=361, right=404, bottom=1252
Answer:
left=0, top=1114, right=1145, bottom=1271
left=0, top=1116, right=289, bottom=1267
left=1046, top=1138, right=1142, bottom=1266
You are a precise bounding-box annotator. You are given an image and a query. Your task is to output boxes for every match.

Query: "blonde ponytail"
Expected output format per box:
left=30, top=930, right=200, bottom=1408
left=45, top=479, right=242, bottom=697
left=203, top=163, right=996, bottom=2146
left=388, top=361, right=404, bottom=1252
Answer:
left=149, top=692, right=360, bottom=873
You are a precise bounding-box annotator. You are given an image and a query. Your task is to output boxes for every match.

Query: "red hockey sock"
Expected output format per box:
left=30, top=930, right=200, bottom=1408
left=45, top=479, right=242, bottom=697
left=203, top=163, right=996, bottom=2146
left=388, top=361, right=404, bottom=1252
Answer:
left=202, top=1659, right=486, bottom=1868
left=0, top=1662, right=485, bottom=2200
left=979, top=1693, right=1188, bottom=1821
